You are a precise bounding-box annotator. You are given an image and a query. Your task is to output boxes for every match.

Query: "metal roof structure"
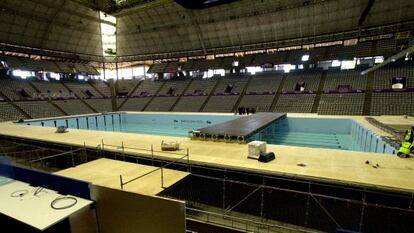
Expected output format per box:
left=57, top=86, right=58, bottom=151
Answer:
left=0, top=0, right=413, bottom=61
left=0, top=0, right=106, bottom=57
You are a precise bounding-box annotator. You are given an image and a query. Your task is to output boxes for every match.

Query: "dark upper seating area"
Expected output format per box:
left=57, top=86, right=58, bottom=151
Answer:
left=3, top=56, right=99, bottom=75
left=146, top=38, right=405, bottom=74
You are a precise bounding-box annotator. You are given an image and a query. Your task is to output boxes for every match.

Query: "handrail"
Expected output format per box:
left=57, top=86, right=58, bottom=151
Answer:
left=103, top=142, right=186, bottom=157
left=119, top=149, right=190, bottom=189
left=0, top=148, right=49, bottom=156
left=30, top=148, right=83, bottom=163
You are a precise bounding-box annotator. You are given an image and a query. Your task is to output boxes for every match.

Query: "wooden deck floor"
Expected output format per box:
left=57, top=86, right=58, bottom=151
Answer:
left=1, top=112, right=414, bottom=193
left=197, top=112, right=286, bottom=137
left=56, top=158, right=189, bottom=196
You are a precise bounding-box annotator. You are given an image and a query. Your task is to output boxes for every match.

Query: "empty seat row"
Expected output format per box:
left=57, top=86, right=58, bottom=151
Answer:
left=246, top=74, right=283, bottom=94
left=238, top=95, right=275, bottom=112
left=202, top=96, right=239, bottom=112
left=172, top=96, right=207, bottom=112
left=63, top=82, right=103, bottom=99
left=0, top=102, right=25, bottom=121
left=131, top=80, right=164, bottom=97
left=318, top=93, right=365, bottom=115
left=370, top=92, right=414, bottom=115
left=145, top=97, right=178, bottom=112
left=324, top=70, right=367, bottom=91
left=15, top=101, right=64, bottom=118
left=273, top=94, right=316, bottom=113
left=3, top=56, right=99, bottom=75
left=53, top=100, right=95, bottom=115
left=282, top=71, right=322, bottom=92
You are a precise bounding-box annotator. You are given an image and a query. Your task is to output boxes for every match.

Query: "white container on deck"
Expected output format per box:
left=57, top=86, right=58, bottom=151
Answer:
left=247, top=141, right=266, bottom=159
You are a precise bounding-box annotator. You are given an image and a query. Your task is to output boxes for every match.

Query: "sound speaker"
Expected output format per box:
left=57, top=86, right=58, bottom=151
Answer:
left=258, top=152, right=275, bottom=163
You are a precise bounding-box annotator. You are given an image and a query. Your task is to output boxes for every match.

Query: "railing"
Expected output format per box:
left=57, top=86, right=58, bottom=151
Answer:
left=30, top=148, right=84, bottom=167
left=27, top=142, right=102, bottom=169
left=119, top=153, right=189, bottom=190
left=186, top=207, right=320, bottom=233
left=100, top=139, right=191, bottom=190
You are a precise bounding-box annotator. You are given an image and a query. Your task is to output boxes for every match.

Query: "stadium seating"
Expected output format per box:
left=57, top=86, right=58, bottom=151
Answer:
left=119, top=97, right=152, bottom=111
left=84, top=99, right=113, bottom=112
left=148, top=63, right=168, bottom=73
left=238, top=95, right=274, bottom=112
left=202, top=95, right=239, bottom=112
left=287, top=47, right=326, bottom=63
left=53, top=99, right=95, bottom=115
left=318, top=93, right=365, bottom=115
left=372, top=62, right=414, bottom=90
left=370, top=92, right=414, bottom=115
left=184, top=78, right=218, bottom=96
left=116, top=79, right=141, bottom=96
left=157, top=79, right=190, bottom=96
left=31, top=80, right=72, bottom=99
left=214, top=77, right=248, bottom=94
left=273, top=94, right=316, bottom=113
left=282, top=70, right=322, bottom=93
left=89, top=80, right=112, bottom=97
left=0, top=79, right=38, bottom=100
left=0, top=102, right=25, bottom=121
left=246, top=73, right=283, bottom=94
left=323, top=70, right=367, bottom=92
left=172, top=96, right=208, bottom=112
left=192, top=59, right=222, bottom=71
left=63, top=81, right=103, bottom=99
left=375, top=39, right=398, bottom=57
left=1, top=59, right=414, bottom=118
left=4, top=57, right=26, bottom=70
left=15, top=101, right=64, bottom=118
left=326, top=42, right=374, bottom=60
left=3, top=56, right=99, bottom=75
left=130, top=80, right=164, bottom=97
left=145, top=97, right=179, bottom=111
left=252, top=53, right=285, bottom=66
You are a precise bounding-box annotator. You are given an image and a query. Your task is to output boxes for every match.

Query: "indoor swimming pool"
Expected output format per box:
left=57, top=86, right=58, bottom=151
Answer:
left=19, top=113, right=239, bottom=137
left=249, top=117, right=396, bottom=154
left=18, top=112, right=396, bottom=154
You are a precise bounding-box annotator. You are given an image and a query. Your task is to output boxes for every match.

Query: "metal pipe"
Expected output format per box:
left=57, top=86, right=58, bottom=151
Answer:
left=120, top=175, right=123, bottom=189
left=160, top=159, right=164, bottom=188
left=30, top=148, right=83, bottom=163
left=121, top=141, right=125, bottom=161
left=361, top=45, right=414, bottom=75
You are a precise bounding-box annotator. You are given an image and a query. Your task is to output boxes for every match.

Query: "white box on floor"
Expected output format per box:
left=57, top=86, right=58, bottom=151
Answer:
left=248, top=141, right=266, bottom=159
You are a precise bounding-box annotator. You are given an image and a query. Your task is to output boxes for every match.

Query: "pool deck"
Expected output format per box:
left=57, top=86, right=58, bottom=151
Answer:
left=1, top=112, right=414, bottom=193
left=55, top=158, right=189, bottom=196
left=196, top=112, right=286, bottom=139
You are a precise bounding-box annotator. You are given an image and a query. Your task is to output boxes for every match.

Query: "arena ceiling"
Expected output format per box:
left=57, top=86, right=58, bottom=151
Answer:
left=0, top=0, right=106, bottom=57
left=115, top=0, right=414, bottom=57
left=0, top=0, right=414, bottom=60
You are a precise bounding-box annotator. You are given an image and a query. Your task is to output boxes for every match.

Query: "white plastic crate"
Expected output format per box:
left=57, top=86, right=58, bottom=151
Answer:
left=248, top=141, right=266, bottom=159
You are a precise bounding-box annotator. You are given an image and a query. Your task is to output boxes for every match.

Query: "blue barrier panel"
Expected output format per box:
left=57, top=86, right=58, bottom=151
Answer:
left=0, top=158, right=91, bottom=199
left=336, top=228, right=363, bottom=233
left=0, top=157, right=15, bottom=179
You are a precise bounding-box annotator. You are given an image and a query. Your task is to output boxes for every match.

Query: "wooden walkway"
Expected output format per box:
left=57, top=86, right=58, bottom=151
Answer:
left=195, top=112, right=286, bottom=140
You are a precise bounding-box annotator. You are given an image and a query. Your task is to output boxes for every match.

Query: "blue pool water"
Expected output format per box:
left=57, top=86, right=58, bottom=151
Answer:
left=18, top=113, right=396, bottom=154
left=249, top=118, right=396, bottom=154
left=21, top=113, right=238, bottom=137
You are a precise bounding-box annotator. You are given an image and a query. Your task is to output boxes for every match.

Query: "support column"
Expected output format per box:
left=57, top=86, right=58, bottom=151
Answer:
left=116, top=62, right=119, bottom=81
left=103, top=62, right=106, bottom=80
